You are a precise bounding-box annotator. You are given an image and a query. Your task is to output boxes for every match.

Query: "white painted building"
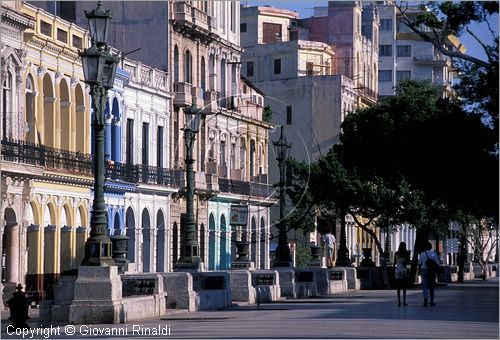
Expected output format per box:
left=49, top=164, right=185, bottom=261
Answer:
left=375, top=2, right=463, bottom=97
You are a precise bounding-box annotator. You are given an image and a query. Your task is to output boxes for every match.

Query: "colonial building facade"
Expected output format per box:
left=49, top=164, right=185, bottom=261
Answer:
left=1, top=1, right=91, bottom=304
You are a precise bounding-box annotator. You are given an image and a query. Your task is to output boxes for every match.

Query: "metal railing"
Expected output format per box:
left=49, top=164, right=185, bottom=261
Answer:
left=2, top=138, right=274, bottom=198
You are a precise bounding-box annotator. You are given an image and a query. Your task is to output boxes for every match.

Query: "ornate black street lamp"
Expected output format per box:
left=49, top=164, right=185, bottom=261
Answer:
left=272, top=126, right=292, bottom=267
left=175, top=104, right=203, bottom=271
left=81, top=2, right=119, bottom=266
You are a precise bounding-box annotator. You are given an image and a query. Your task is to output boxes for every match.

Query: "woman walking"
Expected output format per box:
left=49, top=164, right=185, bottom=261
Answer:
left=394, top=242, right=410, bottom=307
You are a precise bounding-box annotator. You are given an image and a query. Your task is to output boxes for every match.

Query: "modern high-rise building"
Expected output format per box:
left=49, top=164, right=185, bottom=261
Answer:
left=375, top=2, right=463, bottom=98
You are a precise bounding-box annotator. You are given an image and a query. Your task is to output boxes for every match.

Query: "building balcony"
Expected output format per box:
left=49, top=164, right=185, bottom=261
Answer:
left=218, top=165, right=228, bottom=178
left=203, top=90, right=219, bottom=113
left=173, top=82, right=193, bottom=107
left=205, top=160, right=218, bottom=175
left=172, top=1, right=192, bottom=22
left=230, top=169, right=242, bottom=181
left=191, top=86, right=205, bottom=109
left=218, top=177, right=273, bottom=198
left=191, top=7, right=209, bottom=32
left=171, top=2, right=213, bottom=43
left=1, top=138, right=93, bottom=176
left=0, top=138, right=174, bottom=187
left=413, top=56, right=450, bottom=66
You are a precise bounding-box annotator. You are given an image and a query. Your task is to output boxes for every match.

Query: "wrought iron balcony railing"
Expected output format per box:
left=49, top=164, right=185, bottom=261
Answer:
left=1, top=138, right=174, bottom=186
left=1, top=138, right=274, bottom=198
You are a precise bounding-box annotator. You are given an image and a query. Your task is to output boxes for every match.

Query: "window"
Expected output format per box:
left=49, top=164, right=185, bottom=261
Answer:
left=126, top=119, right=134, bottom=164
left=306, top=62, right=314, bottom=76
left=72, top=35, right=82, bottom=49
left=240, top=23, right=247, bottom=33
left=185, top=51, right=192, bottom=84
left=246, top=61, right=254, bottom=77
left=379, top=45, right=392, bottom=57
left=380, top=19, right=392, bottom=31
left=57, top=28, right=67, bottom=43
left=396, top=71, right=411, bottom=82
left=157, top=126, right=164, bottom=168
left=40, top=21, right=52, bottom=36
left=273, top=59, right=281, bottom=75
left=378, top=70, right=392, bottom=82
left=286, top=106, right=292, bottom=124
left=2, top=72, right=12, bottom=139
left=397, top=45, right=411, bottom=57
left=142, top=122, right=149, bottom=165
left=262, top=22, right=282, bottom=44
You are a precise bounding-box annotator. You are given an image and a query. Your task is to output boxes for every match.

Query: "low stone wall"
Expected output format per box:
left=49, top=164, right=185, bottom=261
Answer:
left=275, top=268, right=296, bottom=298
left=251, top=270, right=281, bottom=303
left=162, top=272, right=196, bottom=312
left=191, top=272, right=231, bottom=311
left=328, top=268, right=348, bottom=294
left=294, top=269, right=317, bottom=298
left=226, top=270, right=256, bottom=304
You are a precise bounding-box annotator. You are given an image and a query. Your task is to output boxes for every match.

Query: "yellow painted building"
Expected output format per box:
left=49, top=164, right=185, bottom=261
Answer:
left=1, top=1, right=92, bottom=304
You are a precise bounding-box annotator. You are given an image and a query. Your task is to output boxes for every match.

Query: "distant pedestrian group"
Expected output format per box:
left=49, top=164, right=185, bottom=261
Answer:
left=393, top=240, right=442, bottom=307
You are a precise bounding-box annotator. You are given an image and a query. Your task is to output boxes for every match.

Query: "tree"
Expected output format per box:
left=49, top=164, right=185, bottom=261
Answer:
left=396, top=1, right=499, bottom=132
left=339, top=80, right=498, bottom=283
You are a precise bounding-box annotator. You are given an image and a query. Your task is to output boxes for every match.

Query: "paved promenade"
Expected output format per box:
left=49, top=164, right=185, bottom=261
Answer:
left=2, top=278, right=498, bottom=339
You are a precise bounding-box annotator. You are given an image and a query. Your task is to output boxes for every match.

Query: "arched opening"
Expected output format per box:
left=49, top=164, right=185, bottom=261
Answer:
left=141, top=209, right=151, bottom=272
left=2, top=71, right=13, bottom=139
left=208, top=54, right=215, bottom=91
left=113, top=211, right=121, bottom=236
left=43, top=202, right=57, bottom=299
left=26, top=202, right=41, bottom=297
left=208, top=214, right=216, bottom=270
left=75, top=205, right=87, bottom=265
left=172, top=222, right=178, bottom=267
left=2, top=208, right=18, bottom=284
left=260, top=217, right=266, bottom=269
left=173, top=45, right=179, bottom=84
left=74, top=84, right=86, bottom=153
left=25, top=74, right=37, bottom=143
left=59, top=204, right=73, bottom=272
left=200, top=57, right=206, bottom=91
left=156, top=210, right=166, bottom=272
left=200, top=223, right=205, bottom=264
left=126, top=207, right=136, bottom=263
left=59, top=78, right=71, bottom=151
left=111, top=98, right=121, bottom=162
left=251, top=216, right=257, bottom=268
left=220, top=214, right=228, bottom=269
left=249, top=139, right=256, bottom=178
left=184, top=50, right=192, bottom=84
left=43, top=74, right=55, bottom=147
left=220, top=59, right=226, bottom=105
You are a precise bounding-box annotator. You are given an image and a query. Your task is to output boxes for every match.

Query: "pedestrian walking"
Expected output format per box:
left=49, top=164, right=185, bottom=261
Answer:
left=394, top=242, right=410, bottom=307
left=323, top=231, right=336, bottom=268
left=418, top=241, right=441, bottom=307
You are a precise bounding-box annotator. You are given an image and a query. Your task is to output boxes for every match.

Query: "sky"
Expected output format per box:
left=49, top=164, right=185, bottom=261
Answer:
left=244, top=0, right=499, bottom=62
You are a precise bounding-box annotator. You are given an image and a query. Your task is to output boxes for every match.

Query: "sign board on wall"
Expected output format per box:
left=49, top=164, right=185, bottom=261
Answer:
left=230, top=205, right=248, bottom=226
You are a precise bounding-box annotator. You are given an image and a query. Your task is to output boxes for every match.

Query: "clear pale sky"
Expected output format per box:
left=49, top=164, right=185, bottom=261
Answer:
left=243, top=0, right=498, bottom=62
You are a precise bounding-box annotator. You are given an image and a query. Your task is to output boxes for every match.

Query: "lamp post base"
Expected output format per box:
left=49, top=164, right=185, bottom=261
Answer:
left=272, top=261, right=293, bottom=268
left=174, top=256, right=204, bottom=272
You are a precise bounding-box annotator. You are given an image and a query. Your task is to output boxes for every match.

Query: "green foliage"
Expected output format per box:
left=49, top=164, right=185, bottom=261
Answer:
left=341, top=80, right=498, bottom=224
left=263, top=105, right=273, bottom=123
left=294, top=244, right=311, bottom=268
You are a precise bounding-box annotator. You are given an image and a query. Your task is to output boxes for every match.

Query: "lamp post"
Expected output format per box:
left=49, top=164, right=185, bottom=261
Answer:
left=272, top=126, right=292, bottom=267
left=80, top=2, right=119, bottom=266
left=175, top=104, right=203, bottom=271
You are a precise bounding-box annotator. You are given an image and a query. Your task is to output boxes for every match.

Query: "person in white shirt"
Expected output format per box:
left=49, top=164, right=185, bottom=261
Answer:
left=323, top=231, right=336, bottom=268
left=418, top=241, right=441, bottom=307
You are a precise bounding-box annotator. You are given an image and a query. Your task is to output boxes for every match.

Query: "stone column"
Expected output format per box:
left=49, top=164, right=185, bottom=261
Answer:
left=5, top=224, right=20, bottom=283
